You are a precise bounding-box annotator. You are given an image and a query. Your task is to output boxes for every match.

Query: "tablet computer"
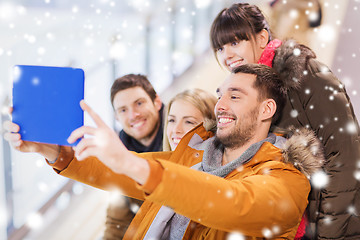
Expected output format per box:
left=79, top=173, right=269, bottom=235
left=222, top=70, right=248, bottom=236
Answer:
left=12, top=65, right=85, bottom=146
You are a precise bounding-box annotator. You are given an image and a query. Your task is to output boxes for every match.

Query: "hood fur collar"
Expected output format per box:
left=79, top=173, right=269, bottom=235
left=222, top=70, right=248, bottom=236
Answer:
left=282, top=127, right=324, bottom=178
left=273, top=39, right=316, bottom=90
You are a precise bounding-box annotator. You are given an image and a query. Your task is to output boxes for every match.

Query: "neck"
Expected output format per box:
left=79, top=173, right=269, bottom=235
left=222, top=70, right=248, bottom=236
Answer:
left=222, top=130, right=269, bottom=166
left=138, top=121, right=160, bottom=147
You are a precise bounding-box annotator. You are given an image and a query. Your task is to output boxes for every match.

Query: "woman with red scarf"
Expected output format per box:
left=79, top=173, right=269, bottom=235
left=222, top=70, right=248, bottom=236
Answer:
left=210, top=3, right=360, bottom=239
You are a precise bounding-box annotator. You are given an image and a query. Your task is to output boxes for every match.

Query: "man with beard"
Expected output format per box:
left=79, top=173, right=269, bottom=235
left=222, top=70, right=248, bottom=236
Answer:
left=4, top=64, right=324, bottom=239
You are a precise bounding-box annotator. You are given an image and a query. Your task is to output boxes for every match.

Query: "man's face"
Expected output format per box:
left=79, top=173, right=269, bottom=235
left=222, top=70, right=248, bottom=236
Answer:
left=215, top=72, right=261, bottom=149
left=113, top=86, right=162, bottom=144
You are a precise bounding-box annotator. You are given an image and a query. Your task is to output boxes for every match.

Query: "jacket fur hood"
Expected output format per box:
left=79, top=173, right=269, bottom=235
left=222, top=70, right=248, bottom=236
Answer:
left=273, top=39, right=316, bottom=90
left=281, top=127, right=325, bottom=178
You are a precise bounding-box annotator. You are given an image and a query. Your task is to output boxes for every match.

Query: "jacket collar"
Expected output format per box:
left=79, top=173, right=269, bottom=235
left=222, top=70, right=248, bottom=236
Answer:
left=272, top=39, right=316, bottom=90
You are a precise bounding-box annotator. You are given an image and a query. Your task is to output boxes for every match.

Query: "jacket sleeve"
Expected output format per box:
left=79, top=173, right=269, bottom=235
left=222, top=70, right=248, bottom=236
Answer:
left=292, top=59, right=360, bottom=238
left=48, top=147, right=173, bottom=200
left=142, top=156, right=310, bottom=236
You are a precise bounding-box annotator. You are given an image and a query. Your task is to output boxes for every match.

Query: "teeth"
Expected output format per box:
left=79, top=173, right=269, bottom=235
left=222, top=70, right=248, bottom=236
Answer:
left=173, top=138, right=181, bottom=144
left=218, top=117, right=233, bottom=124
left=132, top=121, right=144, bottom=128
left=229, top=60, right=242, bottom=68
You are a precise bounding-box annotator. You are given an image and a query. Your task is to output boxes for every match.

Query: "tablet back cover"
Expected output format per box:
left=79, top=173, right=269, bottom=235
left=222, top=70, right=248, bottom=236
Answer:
left=12, top=65, right=84, bottom=146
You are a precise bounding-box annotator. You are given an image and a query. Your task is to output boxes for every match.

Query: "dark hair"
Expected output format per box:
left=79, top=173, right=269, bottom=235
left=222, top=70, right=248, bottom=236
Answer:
left=110, top=74, right=157, bottom=106
left=210, top=3, right=272, bottom=53
left=232, top=64, right=286, bottom=124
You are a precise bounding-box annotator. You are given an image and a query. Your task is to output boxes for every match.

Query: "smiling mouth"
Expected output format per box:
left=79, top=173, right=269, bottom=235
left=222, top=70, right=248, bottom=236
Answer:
left=217, top=116, right=235, bottom=127
left=131, top=119, right=146, bottom=129
left=228, top=59, right=244, bottom=69
left=172, top=138, right=181, bottom=144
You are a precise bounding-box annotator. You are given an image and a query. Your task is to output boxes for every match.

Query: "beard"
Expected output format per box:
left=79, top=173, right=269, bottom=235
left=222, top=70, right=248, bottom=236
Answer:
left=215, top=107, right=259, bottom=150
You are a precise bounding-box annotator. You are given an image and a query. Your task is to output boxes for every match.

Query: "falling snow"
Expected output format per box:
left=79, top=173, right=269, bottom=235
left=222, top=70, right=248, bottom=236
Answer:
left=290, top=109, right=298, bottom=118
left=227, top=232, right=245, bottom=240
left=311, top=171, right=329, bottom=189
left=26, top=212, right=43, bottom=229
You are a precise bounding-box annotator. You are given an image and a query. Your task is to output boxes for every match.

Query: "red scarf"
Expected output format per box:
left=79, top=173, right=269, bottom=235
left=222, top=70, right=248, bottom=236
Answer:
left=257, top=39, right=282, bottom=67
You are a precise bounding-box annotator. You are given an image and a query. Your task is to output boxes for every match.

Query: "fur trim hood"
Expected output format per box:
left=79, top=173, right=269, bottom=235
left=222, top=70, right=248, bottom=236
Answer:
left=273, top=39, right=316, bottom=90
left=281, top=127, right=325, bottom=178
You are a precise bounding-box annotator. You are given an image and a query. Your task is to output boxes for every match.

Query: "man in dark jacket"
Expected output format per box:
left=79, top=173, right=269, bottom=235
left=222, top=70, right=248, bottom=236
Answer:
left=104, top=74, right=164, bottom=239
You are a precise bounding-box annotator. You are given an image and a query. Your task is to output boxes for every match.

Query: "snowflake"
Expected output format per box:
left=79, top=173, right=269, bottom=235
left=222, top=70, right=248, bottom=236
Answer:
left=293, top=48, right=301, bottom=56
left=26, top=212, right=43, bottom=229
left=311, top=171, right=329, bottom=189
left=262, top=228, right=273, bottom=238
left=37, top=182, right=48, bottom=192
left=55, top=191, right=71, bottom=210
left=130, top=202, right=140, bottom=213
left=354, top=170, right=360, bottom=181
left=323, top=216, right=332, bottom=225
left=72, top=6, right=79, bottom=13
left=348, top=205, right=357, bottom=215
left=346, top=122, right=357, bottom=134
left=289, top=9, right=299, bottom=19
left=225, top=190, right=234, bottom=199
left=272, top=225, right=280, bottom=234
left=46, top=32, right=55, bottom=40
left=72, top=182, right=84, bottom=195
left=227, top=232, right=245, bottom=240
left=195, top=0, right=212, bottom=9
left=290, top=109, right=298, bottom=118
left=1, top=106, right=10, bottom=116
left=318, top=25, right=336, bottom=43
left=37, top=47, right=46, bottom=55
left=109, top=42, right=127, bottom=59
left=32, top=77, right=40, bottom=85
left=13, top=66, right=22, bottom=82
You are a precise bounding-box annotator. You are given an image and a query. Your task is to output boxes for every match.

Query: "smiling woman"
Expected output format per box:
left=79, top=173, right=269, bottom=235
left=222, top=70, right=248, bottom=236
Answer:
left=163, top=88, right=217, bottom=151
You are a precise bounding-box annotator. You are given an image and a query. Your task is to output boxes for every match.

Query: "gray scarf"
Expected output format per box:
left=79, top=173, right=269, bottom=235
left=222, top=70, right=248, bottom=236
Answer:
left=144, top=134, right=277, bottom=240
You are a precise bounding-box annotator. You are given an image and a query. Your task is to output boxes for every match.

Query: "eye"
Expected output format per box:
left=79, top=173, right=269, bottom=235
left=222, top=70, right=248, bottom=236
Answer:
left=168, top=119, right=175, bottom=123
left=217, top=47, right=224, bottom=53
left=119, top=108, right=126, bottom=114
left=185, top=120, right=196, bottom=125
left=231, top=41, right=238, bottom=46
left=231, top=95, right=240, bottom=100
left=137, top=101, right=143, bottom=106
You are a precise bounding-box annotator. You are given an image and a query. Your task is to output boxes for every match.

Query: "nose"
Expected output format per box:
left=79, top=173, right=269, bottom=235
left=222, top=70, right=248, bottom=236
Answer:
left=223, top=45, right=235, bottom=60
left=215, top=96, right=228, bottom=113
left=174, top=121, right=183, bottom=134
left=129, top=108, right=140, bottom=120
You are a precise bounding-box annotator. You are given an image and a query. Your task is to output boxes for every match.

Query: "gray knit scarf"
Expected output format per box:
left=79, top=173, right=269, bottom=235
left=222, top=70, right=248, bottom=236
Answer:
left=144, top=134, right=277, bottom=240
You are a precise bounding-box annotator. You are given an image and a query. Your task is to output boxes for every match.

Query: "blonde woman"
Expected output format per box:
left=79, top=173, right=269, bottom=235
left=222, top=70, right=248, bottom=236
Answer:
left=163, top=88, right=217, bottom=151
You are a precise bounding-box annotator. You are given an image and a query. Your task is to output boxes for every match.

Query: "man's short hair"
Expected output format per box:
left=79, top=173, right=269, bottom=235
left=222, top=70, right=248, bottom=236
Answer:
left=110, top=74, right=157, bottom=106
left=232, top=64, right=287, bottom=124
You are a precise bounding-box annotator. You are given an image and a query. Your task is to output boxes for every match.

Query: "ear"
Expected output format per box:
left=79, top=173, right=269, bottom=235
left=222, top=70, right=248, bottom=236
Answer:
left=259, top=99, right=277, bottom=121
left=153, top=94, right=162, bottom=111
left=257, top=29, right=269, bottom=49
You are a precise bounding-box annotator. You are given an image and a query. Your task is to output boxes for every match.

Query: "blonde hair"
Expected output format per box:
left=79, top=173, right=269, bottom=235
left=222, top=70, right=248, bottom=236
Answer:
left=163, top=88, right=217, bottom=151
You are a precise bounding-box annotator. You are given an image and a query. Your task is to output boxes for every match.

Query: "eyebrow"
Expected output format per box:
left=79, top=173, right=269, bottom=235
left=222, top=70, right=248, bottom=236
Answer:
left=216, top=87, right=248, bottom=95
left=168, top=115, right=199, bottom=120
left=116, top=97, right=146, bottom=110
